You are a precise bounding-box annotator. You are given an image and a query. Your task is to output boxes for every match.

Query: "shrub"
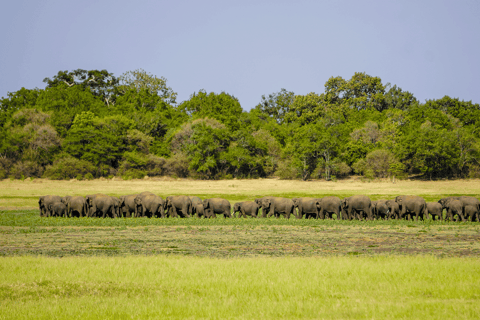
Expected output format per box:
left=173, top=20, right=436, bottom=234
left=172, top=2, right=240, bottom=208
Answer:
left=121, top=169, right=146, bottom=180
left=84, top=172, right=94, bottom=180
left=43, top=157, right=96, bottom=180
left=275, top=159, right=298, bottom=179
left=146, top=154, right=166, bottom=176
left=352, top=159, right=366, bottom=175
left=10, top=161, right=44, bottom=179
left=165, top=153, right=190, bottom=178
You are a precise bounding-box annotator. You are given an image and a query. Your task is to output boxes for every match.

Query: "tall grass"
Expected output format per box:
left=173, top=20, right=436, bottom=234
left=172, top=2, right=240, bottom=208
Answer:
left=1, top=256, right=479, bottom=319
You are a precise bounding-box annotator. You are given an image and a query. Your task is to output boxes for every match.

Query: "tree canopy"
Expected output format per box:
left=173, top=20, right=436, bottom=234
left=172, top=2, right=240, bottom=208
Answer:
left=1, top=69, right=479, bottom=181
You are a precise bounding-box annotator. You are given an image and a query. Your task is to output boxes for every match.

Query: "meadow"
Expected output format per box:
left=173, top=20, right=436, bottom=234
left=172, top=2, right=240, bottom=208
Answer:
left=1, top=178, right=480, bottom=318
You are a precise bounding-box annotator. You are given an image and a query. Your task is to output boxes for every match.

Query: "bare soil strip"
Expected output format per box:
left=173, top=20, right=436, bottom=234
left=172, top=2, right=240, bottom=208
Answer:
left=2, top=224, right=479, bottom=257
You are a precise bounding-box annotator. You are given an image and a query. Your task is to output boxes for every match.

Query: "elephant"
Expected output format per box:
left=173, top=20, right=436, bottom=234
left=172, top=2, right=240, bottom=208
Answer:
left=292, top=198, right=318, bottom=219
left=189, top=196, right=205, bottom=218
left=48, top=202, right=67, bottom=217
left=425, top=202, right=443, bottom=221
left=316, top=196, right=342, bottom=220
left=255, top=198, right=268, bottom=217
left=203, top=198, right=231, bottom=218
left=135, top=194, right=165, bottom=218
left=464, top=205, right=479, bottom=222
left=342, top=195, right=372, bottom=220
left=62, top=196, right=88, bottom=217
left=442, top=199, right=464, bottom=222
left=86, top=194, right=116, bottom=218
left=119, top=195, right=138, bottom=218
left=85, top=194, right=109, bottom=217
left=112, top=196, right=122, bottom=217
left=385, top=200, right=400, bottom=220
left=439, top=196, right=480, bottom=221
left=372, top=199, right=389, bottom=220
left=261, top=197, right=296, bottom=219
left=133, top=192, right=158, bottom=217
left=165, top=195, right=192, bottom=218
left=233, top=201, right=259, bottom=218
left=39, top=195, right=62, bottom=217
left=395, top=195, right=427, bottom=221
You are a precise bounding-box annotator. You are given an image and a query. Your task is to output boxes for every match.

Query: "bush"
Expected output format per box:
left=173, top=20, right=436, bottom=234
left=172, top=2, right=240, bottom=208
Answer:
left=165, top=153, right=190, bottom=178
left=146, top=154, right=166, bottom=176
left=10, top=161, right=44, bottom=179
left=121, top=169, right=146, bottom=180
left=352, top=159, right=366, bottom=175
left=274, top=159, right=298, bottom=179
left=84, top=172, right=94, bottom=180
left=43, top=157, right=96, bottom=180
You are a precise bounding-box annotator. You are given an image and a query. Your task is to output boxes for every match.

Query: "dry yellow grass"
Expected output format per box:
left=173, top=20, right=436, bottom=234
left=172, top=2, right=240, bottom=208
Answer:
left=1, top=177, right=480, bottom=209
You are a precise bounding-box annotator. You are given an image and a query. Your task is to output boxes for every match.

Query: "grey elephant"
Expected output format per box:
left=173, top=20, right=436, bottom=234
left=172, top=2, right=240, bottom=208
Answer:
left=119, top=195, right=138, bottom=218
left=39, top=195, right=62, bottom=217
left=86, top=194, right=116, bottom=218
left=395, top=195, right=427, bottom=221
left=385, top=200, right=400, bottom=220
left=203, top=198, right=231, bottom=218
left=63, top=196, right=88, bottom=217
left=442, top=198, right=464, bottom=222
left=425, top=202, right=443, bottom=221
left=372, top=199, right=389, bottom=220
left=439, top=196, right=480, bottom=221
left=255, top=198, right=267, bottom=217
left=132, top=192, right=157, bottom=217
left=261, top=197, right=296, bottom=219
left=85, top=194, right=108, bottom=217
left=111, top=196, right=121, bottom=217
left=48, top=202, right=67, bottom=217
left=233, top=201, right=259, bottom=218
left=292, top=198, right=318, bottom=219
left=316, top=196, right=342, bottom=220
left=189, top=196, right=205, bottom=218
left=464, top=205, right=479, bottom=222
left=165, top=195, right=192, bottom=218
left=342, top=195, right=372, bottom=220
left=135, top=194, right=165, bottom=218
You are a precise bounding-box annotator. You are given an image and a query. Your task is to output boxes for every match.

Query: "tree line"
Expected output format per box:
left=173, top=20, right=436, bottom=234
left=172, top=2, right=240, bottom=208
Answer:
left=1, top=69, right=479, bottom=181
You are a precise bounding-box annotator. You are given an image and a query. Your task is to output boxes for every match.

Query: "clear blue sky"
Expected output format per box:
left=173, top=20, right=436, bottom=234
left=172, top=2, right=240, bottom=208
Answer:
left=1, top=0, right=479, bottom=110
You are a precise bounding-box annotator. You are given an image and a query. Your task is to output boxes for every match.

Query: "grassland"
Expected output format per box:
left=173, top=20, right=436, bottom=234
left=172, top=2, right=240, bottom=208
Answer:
left=1, top=178, right=480, bottom=318
left=1, top=256, right=479, bottom=319
left=2, top=177, right=480, bottom=209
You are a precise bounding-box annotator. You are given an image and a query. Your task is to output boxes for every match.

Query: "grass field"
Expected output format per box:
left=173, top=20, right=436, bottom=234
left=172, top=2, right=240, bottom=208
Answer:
left=1, top=178, right=480, bottom=318
left=1, top=256, right=479, bottom=319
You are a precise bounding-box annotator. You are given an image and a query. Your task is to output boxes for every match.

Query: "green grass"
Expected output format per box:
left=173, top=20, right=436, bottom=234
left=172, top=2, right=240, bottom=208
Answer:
left=1, top=209, right=479, bottom=227
left=0, top=256, right=479, bottom=319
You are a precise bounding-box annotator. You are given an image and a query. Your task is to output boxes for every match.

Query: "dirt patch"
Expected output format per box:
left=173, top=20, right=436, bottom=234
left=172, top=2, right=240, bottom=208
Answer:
left=1, top=225, right=479, bottom=258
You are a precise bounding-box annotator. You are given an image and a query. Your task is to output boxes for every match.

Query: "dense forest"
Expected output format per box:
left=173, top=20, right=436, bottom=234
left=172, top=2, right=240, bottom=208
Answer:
left=1, top=69, right=479, bottom=181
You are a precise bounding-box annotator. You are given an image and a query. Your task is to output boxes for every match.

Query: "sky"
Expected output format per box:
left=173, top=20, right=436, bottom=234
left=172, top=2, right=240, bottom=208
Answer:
left=1, top=0, right=479, bottom=110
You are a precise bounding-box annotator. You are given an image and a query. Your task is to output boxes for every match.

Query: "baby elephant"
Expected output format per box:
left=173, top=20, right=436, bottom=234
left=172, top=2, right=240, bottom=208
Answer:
left=48, top=202, right=67, bottom=217
left=233, top=201, right=259, bottom=218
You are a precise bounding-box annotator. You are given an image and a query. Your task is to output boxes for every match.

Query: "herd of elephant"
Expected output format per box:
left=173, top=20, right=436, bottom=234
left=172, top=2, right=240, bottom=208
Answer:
left=38, top=192, right=480, bottom=222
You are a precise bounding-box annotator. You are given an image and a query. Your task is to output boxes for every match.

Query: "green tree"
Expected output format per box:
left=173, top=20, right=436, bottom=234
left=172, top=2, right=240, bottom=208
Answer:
left=43, top=69, right=118, bottom=106
left=178, top=90, right=243, bottom=131
left=254, top=89, right=295, bottom=124
left=35, top=83, right=106, bottom=137
left=118, top=69, right=177, bottom=105
left=324, top=72, right=386, bottom=111
left=63, top=112, right=134, bottom=170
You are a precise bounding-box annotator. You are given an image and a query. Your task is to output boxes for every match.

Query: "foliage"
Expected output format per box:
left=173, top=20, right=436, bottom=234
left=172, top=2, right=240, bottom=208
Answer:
left=43, top=156, right=97, bottom=180
left=178, top=90, right=243, bottom=131
left=2, top=69, right=480, bottom=181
